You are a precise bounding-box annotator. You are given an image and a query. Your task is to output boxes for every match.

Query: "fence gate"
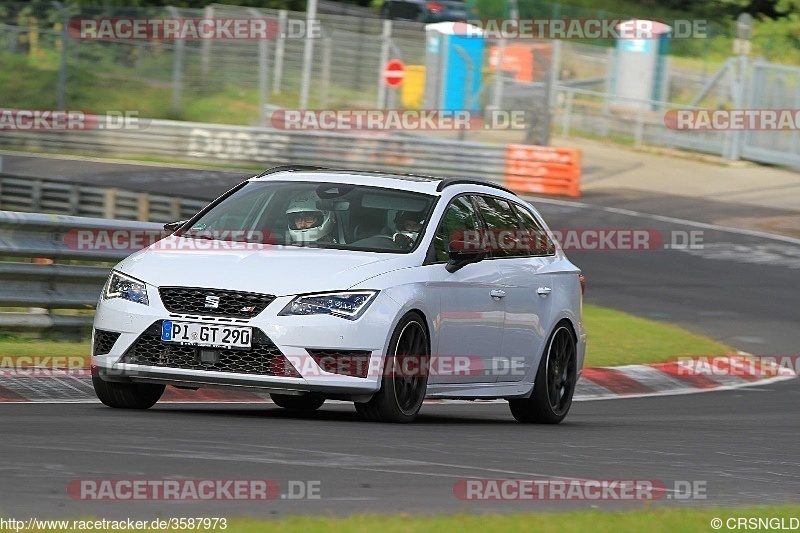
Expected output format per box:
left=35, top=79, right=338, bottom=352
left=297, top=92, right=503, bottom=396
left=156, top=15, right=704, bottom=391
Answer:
left=740, top=60, right=800, bottom=168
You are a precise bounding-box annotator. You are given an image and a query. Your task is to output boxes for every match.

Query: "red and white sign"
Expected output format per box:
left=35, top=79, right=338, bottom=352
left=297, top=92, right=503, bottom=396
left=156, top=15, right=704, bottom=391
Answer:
left=383, top=59, right=405, bottom=87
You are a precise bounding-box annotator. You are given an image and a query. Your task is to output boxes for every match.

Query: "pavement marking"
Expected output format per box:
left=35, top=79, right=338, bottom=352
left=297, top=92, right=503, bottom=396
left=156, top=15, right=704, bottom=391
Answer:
left=527, top=195, right=800, bottom=246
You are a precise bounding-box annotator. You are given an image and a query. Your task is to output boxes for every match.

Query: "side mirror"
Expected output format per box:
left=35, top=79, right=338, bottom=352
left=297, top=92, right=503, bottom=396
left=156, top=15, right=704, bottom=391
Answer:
left=445, top=241, right=487, bottom=273
left=163, top=220, right=187, bottom=233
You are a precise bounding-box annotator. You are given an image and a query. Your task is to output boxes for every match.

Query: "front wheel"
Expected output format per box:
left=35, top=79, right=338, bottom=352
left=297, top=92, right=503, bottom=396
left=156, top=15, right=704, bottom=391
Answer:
left=270, top=393, right=325, bottom=411
left=355, top=313, right=429, bottom=423
left=92, top=373, right=165, bottom=409
left=509, top=324, right=577, bottom=424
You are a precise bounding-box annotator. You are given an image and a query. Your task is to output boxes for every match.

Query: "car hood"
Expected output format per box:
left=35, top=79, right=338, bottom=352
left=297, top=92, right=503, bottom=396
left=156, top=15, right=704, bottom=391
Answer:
left=115, top=237, right=418, bottom=296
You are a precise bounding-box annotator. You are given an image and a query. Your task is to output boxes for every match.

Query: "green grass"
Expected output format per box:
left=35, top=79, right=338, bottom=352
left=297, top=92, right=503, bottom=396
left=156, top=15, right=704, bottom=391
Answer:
left=43, top=505, right=800, bottom=532
left=0, top=304, right=732, bottom=368
left=583, top=303, right=732, bottom=367
left=0, top=338, right=90, bottom=359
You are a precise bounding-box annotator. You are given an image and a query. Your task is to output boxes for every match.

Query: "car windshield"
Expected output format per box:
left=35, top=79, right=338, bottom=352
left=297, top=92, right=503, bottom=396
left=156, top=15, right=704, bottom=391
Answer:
left=179, top=180, right=437, bottom=253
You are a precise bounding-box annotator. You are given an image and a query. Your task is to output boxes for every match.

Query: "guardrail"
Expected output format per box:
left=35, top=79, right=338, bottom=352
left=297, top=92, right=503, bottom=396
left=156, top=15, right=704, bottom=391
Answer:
left=0, top=119, right=507, bottom=181
left=0, top=118, right=583, bottom=196
left=0, top=211, right=160, bottom=335
left=0, top=174, right=209, bottom=222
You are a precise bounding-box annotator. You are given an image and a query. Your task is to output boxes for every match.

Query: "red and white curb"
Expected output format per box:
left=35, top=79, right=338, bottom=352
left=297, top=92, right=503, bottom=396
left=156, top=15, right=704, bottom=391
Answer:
left=0, top=356, right=795, bottom=404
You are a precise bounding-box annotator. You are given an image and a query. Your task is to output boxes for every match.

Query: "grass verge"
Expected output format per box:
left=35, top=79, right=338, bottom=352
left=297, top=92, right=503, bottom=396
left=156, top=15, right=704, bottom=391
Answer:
left=54, top=505, right=800, bottom=532
left=582, top=303, right=733, bottom=367
left=0, top=304, right=732, bottom=368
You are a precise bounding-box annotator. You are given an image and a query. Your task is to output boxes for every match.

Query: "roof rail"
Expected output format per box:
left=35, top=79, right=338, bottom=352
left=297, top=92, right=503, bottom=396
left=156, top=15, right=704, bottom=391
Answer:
left=256, top=165, right=328, bottom=177
left=435, top=178, right=517, bottom=195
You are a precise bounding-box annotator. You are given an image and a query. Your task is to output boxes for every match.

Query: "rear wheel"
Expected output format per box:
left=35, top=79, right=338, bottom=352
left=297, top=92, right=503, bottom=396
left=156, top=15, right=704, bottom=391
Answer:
left=92, top=373, right=165, bottom=409
left=270, top=393, right=325, bottom=411
left=355, top=313, right=429, bottom=423
left=509, top=324, right=577, bottom=424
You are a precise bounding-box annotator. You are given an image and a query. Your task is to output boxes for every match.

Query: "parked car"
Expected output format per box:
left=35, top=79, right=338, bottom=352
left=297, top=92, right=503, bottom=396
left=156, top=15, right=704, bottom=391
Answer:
left=381, top=0, right=475, bottom=23
left=92, top=166, right=586, bottom=423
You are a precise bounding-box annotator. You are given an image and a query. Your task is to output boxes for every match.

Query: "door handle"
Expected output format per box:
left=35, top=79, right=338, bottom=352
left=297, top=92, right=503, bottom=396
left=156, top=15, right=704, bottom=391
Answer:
left=537, top=287, right=552, bottom=296
left=490, top=290, right=506, bottom=299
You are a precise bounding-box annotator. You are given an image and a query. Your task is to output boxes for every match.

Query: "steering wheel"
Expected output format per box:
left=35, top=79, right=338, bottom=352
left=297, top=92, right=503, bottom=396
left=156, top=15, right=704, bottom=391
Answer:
left=392, top=232, right=414, bottom=250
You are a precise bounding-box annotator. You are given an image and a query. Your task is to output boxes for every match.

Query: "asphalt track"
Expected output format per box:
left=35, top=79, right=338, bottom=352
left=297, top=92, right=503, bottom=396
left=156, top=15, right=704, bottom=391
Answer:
left=1, top=153, right=798, bottom=518
left=1, top=380, right=798, bottom=519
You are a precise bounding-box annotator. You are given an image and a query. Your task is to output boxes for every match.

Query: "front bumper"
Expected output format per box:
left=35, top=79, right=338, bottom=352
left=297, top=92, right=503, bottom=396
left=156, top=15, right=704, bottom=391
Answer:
left=92, top=287, right=401, bottom=396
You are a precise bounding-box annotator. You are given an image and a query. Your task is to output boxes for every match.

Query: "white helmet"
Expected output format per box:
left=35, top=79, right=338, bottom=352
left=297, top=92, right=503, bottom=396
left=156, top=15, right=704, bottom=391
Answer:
left=286, top=192, right=334, bottom=243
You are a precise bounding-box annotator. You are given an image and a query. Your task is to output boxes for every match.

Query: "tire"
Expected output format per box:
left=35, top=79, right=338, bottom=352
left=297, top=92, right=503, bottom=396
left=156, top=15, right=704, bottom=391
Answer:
left=355, top=312, right=429, bottom=423
left=509, top=324, right=577, bottom=424
left=92, top=373, right=165, bottom=409
left=270, top=393, right=325, bottom=411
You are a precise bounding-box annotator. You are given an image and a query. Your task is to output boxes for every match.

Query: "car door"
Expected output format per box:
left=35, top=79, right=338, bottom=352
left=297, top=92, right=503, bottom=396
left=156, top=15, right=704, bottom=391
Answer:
left=473, top=196, right=556, bottom=383
left=424, top=195, right=505, bottom=385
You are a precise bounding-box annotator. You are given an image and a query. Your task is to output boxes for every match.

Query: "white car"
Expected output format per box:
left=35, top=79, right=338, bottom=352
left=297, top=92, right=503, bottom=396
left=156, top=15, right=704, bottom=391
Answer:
left=92, top=166, right=586, bottom=423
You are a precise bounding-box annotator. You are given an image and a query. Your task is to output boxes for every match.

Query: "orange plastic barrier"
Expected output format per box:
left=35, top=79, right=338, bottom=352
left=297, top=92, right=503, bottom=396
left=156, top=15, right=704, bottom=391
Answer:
left=504, top=144, right=582, bottom=198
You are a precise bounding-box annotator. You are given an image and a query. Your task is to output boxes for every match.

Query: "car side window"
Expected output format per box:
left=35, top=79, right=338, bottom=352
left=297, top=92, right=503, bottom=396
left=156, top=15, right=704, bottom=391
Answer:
left=432, top=196, right=482, bottom=262
left=514, top=203, right=556, bottom=256
left=473, top=195, right=525, bottom=258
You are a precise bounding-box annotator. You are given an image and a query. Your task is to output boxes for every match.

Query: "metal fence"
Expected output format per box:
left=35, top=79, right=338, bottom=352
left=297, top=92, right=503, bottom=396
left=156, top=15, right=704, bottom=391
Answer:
left=2, top=2, right=798, bottom=167
left=0, top=210, right=159, bottom=333
left=0, top=174, right=208, bottom=222
left=0, top=2, right=722, bottom=114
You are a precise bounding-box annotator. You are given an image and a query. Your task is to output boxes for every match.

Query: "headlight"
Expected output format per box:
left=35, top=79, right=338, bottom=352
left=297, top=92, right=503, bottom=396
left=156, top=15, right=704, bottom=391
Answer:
left=279, top=291, right=378, bottom=320
left=103, top=271, right=149, bottom=305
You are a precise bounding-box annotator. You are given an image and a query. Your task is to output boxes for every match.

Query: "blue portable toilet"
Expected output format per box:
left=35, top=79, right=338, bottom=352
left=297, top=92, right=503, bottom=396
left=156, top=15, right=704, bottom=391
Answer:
left=424, top=22, right=485, bottom=111
left=612, top=20, right=672, bottom=110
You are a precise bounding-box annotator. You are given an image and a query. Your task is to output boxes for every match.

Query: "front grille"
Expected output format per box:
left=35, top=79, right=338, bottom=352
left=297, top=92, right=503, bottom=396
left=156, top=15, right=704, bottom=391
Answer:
left=119, top=323, right=299, bottom=377
left=93, top=329, right=121, bottom=356
left=158, top=287, right=275, bottom=319
left=307, top=349, right=372, bottom=378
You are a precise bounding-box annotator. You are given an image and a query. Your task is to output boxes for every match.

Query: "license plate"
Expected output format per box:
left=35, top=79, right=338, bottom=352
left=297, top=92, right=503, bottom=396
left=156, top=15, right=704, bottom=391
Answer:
left=161, top=321, right=252, bottom=350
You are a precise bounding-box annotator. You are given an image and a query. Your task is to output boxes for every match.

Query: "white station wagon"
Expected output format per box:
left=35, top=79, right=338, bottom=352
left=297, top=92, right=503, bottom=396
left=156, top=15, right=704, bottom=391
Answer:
left=92, top=166, right=586, bottom=423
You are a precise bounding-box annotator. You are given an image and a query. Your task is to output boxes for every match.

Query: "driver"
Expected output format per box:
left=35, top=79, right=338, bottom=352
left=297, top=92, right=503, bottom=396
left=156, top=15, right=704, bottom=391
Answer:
left=393, top=210, right=425, bottom=249
left=286, top=192, right=335, bottom=244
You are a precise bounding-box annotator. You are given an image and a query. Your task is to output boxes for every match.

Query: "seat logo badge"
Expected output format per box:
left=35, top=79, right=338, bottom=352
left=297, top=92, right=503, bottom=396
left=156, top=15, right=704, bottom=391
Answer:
left=204, top=295, right=220, bottom=309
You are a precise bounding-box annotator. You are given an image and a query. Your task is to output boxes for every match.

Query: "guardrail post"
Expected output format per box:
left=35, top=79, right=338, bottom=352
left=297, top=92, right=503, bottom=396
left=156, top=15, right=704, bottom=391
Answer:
left=170, top=199, right=181, bottom=221
left=634, top=108, right=645, bottom=149
left=31, top=180, right=42, bottom=211
left=137, top=194, right=150, bottom=222
left=68, top=184, right=80, bottom=215
left=103, top=189, right=117, bottom=219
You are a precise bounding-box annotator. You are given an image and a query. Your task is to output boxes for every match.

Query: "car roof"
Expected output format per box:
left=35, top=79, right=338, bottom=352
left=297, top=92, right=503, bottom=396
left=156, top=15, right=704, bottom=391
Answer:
left=248, top=166, right=518, bottom=198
